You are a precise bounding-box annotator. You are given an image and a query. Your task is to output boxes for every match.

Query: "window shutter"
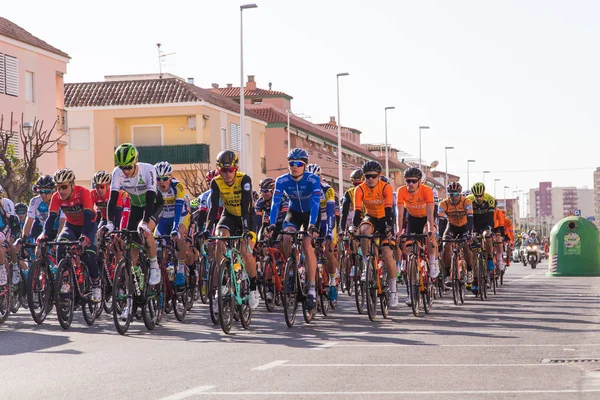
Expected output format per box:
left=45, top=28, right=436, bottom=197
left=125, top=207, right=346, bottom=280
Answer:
left=0, top=54, right=5, bottom=95
left=230, top=123, right=241, bottom=151
left=4, top=55, right=18, bottom=97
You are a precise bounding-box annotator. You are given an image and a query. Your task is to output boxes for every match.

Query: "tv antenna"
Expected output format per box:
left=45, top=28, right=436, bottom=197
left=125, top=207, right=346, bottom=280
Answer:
left=156, top=43, right=176, bottom=78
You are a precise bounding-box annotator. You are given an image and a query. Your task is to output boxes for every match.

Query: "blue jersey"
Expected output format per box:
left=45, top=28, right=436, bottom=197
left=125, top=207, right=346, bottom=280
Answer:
left=270, top=172, right=321, bottom=226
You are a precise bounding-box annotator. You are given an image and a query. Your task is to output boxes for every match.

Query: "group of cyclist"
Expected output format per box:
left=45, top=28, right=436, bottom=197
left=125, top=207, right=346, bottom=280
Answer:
left=0, top=142, right=517, bottom=325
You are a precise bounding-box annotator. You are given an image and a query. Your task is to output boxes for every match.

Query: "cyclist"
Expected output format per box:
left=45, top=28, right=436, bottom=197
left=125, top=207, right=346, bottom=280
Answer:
left=466, top=182, right=496, bottom=293
left=196, top=169, right=220, bottom=232
left=340, top=169, right=364, bottom=232
left=154, top=161, right=192, bottom=287
left=501, top=209, right=514, bottom=269
left=351, top=160, right=398, bottom=306
left=307, top=163, right=338, bottom=302
left=91, top=170, right=124, bottom=231
left=205, top=150, right=259, bottom=309
left=396, top=168, right=438, bottom=279
left=105, top=143, right=163, bottom=307
left=15, top=202, right=27, bottom=229
left=38, top=168, right=100, bottom=301
left=255, top=177, right=289, bottom=240
left=0, top=193, right=17, bottom=286
left=493, top=205, right=506, bottom=275
left=439, top=181, right=474, bottom=288
left=267, top=148, right=321, bottom=310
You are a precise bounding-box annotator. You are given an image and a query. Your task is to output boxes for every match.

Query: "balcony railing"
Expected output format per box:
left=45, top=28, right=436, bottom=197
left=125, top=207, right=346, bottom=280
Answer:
left=261, top=157, right=267, bottom=174
left=57, top=108, right=67, bottom=133
left=133, top=144, right=210, bottom=165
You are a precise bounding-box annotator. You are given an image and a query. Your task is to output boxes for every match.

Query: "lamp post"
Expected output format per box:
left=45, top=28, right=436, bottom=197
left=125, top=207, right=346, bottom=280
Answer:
left=384, top=106, right=395, bottom=178
left=336, top=72, right=349, bottom=201
left=239, top=3, right=258, bottom=173
left=418, top=126, right=430, bottom=167
left=482, top=170, right=490, bottom=185
left=467, top=160, right=475, bottom=189
left=444, top=146, right=454, bottom=189
left=494, top=178, right=500, bottom=198
left=23, top=121, right=33, bottom=156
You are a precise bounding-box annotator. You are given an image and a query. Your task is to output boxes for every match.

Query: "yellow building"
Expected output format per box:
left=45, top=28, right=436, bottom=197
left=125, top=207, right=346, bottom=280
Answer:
left=64, top=74, right=267, bottom=191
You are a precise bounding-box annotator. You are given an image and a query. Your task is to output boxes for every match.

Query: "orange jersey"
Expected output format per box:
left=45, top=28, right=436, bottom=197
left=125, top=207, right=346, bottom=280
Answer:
left=438, top=196, right=473, bottom=227
left=354, top=180, right=393, bottom=219
left=504, top=218, right=514, bottom=243
left=494, top=208, right=505, bottom=228
left=396, top=185, right=434, bottom=218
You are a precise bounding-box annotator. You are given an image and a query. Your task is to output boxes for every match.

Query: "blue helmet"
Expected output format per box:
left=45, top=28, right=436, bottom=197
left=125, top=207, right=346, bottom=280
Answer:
left=287, top=148, right=309, bottom=164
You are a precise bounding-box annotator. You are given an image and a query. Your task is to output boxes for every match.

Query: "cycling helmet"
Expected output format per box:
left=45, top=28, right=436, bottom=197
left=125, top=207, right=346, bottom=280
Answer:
left=93, top=170, right=111, bottom=185
left=350, top=169, right=364, bottom=183
left=447, top=181, right=462, bottom=193
left=114, top=143, right=138, bottom=167
left=260, top=177, right=276, bottom=191
left=529, top=230, right=537, bottom=236
left=287, top=148, right=309, bottom=164
left=15, top=202, right=28, bottom=214
left=205, top=169, right=218, bottom=184
left=379, top=175, right=389, bottom=183
left=53, top=168, right=76, bottom=185
left=155, top=161, right=173, bottom=177
left=216, top=150, right=239, bottom=168
left=33, top=175, right=55, bottom=191
left=463, top=189, right=472, bottom=196
left=190, top=199, right=199, bottom=210
left=307, top=164, right=322, bottom=177
left=471, top=182, right=485, bottom=196
left=403, top=167, right=423, bottom=181
left=362, top=160, right=382, bottom=174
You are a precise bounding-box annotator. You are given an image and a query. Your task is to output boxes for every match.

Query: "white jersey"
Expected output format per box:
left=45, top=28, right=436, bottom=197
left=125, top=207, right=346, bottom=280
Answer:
left=27, top=196, right=65, bottom=227
left=111, top=162, right=157, bottom=208
left=1, top=198, right=16, bottom=216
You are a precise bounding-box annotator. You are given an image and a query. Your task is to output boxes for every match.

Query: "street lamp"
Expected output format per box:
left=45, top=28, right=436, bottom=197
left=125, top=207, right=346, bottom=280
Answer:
left=336, top=72, right=349, bottom=201
left=384, top=106, right=395, bottom=178
left=494, top=178, right=500, bottom=198
left=482, top=170, right=490, bottom=185
left=467, top=160, right=475, bottom=189
left=239, top=3, right=258, bottom=173
left=418, top=126, right=430, bottom=167
left=23, top=121, right=33, bottom=157
left=444, top=146, right=454, bottom=189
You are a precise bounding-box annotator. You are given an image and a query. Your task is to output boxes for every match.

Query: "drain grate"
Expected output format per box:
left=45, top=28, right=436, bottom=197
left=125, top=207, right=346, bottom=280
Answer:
left=542, top=358, right=600, bottom=364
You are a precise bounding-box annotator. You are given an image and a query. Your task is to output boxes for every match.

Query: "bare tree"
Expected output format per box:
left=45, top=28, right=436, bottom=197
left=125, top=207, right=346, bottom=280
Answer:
left=178, top=163, right=210, bottom=198
left=0, top=112, right=65, bottom=201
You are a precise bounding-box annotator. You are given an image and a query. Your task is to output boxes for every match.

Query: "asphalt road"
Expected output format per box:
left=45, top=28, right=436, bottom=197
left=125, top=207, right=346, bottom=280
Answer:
left=2, top=259, right=600, bottom=400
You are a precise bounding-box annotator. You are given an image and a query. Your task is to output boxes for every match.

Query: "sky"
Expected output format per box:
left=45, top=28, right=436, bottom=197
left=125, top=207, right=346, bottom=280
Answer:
left=3, top=0, right=599, bottom=204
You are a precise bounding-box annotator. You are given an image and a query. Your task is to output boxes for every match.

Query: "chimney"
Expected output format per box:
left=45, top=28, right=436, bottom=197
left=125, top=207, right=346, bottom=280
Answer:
left=187, top=77, right=195, bottom=85
left=211, top=83, right=219, bottom=93
left=246, top=75, right=256, bottom=91
left=329, top=116, right=337, bottom=126
left=226, top=83, right=233, bottom=88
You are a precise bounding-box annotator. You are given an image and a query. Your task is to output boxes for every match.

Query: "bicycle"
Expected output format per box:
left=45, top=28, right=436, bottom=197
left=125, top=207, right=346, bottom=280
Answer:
left=26, top=243, right=59, bottom=324
left=314, top=237, right=332, bottom=316
left=338, top=236, right=354, bottom=296
left=211, top=235, right=251, bottom=334
left=97, top=233, right=116, bottom=315
left=111, top=230, right=165, bottom=335
left=442, top=237, right=468, bottom=306
left=470, top=233, right=488, bottom=301
left=157, top=235, right=190, bottom=322
left=258, top=239, right=285, bottom=312
left=352, top=234, right=390, bottom=322
left=195, top=233, right=220, bottom=325
left=402, top=233, right=433, bottom=317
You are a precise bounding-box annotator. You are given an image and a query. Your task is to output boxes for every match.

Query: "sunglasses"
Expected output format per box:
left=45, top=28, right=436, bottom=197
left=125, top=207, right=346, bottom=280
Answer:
left=405, top=179, right=419, bottom=184
left=219, top=167, right=236, bottom=174
left=157, top=176, right=170, bottom=182
left=449, top=192, right=460, bottom=197
left=288, top=161, right=305, bottom=168
left=261, top=189, right=272, bottom=193
left=119, top=165, right=134, bottom=171
left=95, top=184, right=108, bottom=190
left=58, top=184, right=70, bottom=191
left=364, top=174, right=379, bottom=180
left=474, top=194, right=484, bottom=199
left=17, top=211, right=26, bottom=215
left=39, top=189, right=53, bottom=194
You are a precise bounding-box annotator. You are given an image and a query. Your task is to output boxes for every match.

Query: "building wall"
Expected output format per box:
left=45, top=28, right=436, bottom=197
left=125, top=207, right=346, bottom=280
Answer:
left=578, top=188, right=594, bottom=220
left=0, top=38, right=68, bottom=176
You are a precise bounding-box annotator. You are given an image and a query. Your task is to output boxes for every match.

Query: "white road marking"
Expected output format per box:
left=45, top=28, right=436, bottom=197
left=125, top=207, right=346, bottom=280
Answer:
left=279, top=363, right=567, bottom=368
left=187, top=389, right=600, bottom=395
left=252, top=360, right=289, bottom=371
left=511, top=272, right=546, bottom=282
left=158, top=385, right=215, bottom=400
left=332, top=343, right=600, bottom=348
left=311, top=341, right=339, bottom=350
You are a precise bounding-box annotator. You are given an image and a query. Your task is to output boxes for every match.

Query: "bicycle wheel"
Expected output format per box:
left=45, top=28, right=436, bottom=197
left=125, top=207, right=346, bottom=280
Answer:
left=408, top=256, right=421, bottom=317
left=9, top=278, right=20, bottom=314
left=172, top=267, right=188, bottom=322
left=27, top=260, right=52, bottom=324
left=492, top=269, right=497, bottom=294
left=82, top=271, right=98, bottom=326
left=481, top=259, right=489, bottom=300
left=102, top=259, right=114, bottom=315
left=346, top=256, right=354, bottom=297
left=366, top=257, right=379, bottom=322
left=55, top=259, right=75, bottom=330
left=500, top=268, right=504, bottom=286
left=239, top=271, right=252, bottom=330
left=217, top=258, right=234, bottom=334
left=380, top=267, right=389, bottom=319
left=318, top=268, right=329, bottom=317
left=112, top=259, right=133, bottom=335
left=143, top=265, right=164, bottom=330
left=207, top=258, right=219, bottom=326
left=477, top=255, right=485, bottom=301
left=451, top=255, right=459, bottom=306
left=0, top=278, right=9, bottom=323
left=264, top=277, right=276, bottom=313
left=354, top=255, right=365, bottom=314
left=282, top=258, right=298, bottom=328
left=458, top=260, right=466, bottom=304
left=198, top=256, right=209, bottom=304
left=422, top=260, right=433, bottom=314
left=339, top=255, right=347, bottom=294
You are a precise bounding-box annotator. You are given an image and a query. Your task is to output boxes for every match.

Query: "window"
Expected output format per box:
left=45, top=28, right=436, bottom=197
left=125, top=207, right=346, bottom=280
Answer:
left=317, top=153, right=323, bottom=159
left=251, top=99, right=263, bottom=104
left=25, top=71, right=34, bottom=102
left=132, top=125, right=162, bottom=146
left=0, top=54, right=18, bottom=96
left=230, top=123, right=241, bottom=151
left=69, top=128, right=90, bottom=150
left=221, top=127, right=227, bottom=149
left=0, top=55, right=4, bottom=94
left=326, top=156, right=332, bottom=162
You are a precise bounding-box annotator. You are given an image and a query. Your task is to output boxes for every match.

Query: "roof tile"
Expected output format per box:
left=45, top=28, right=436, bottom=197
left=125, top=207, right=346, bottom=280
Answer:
left=0, top=16, right=69, bottom=58
left=216, top=86, right=292, bottom=99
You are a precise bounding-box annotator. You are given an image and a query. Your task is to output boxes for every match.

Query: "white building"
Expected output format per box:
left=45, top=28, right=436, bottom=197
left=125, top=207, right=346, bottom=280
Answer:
left=528, top=185, right=594, bottom=226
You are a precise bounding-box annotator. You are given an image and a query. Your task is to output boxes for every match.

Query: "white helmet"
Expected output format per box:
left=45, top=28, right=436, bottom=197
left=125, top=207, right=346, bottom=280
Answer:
left=155, top=161, right=173, bottom=177
left=53, top=168, right=75, bottom=185
left=307, top=163, right=322, bottom=177
left=93, top=170, right=111, bottom=185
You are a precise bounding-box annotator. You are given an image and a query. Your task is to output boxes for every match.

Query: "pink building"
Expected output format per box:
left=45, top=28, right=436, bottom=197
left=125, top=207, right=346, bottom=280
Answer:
left=0, top=17, right=70, bottom=174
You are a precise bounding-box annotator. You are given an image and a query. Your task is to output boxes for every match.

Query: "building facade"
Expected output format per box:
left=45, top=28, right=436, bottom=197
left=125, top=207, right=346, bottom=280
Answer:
left=528, top=182, right=594, bottom=226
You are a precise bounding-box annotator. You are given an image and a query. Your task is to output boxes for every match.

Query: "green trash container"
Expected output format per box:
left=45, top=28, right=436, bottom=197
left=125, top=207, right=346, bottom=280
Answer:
left=548, top=216, right=600, bottom=276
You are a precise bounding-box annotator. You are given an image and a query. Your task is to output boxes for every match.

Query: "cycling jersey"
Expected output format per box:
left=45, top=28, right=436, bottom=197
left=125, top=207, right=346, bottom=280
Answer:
left=120, top=194, right=130, bottom=230
left=1, top=198, right=15, bottom=216
left=210, top=172, right=252, bottom=218
left=92, top=189, right=123, bottom=221
left=156, top=178, right=188, bottom=234
left=438, top=197, right=473, bottom=227
left=27, top=195, right=64, bottom=237
left=270, top=172, right=321, bottom=226
left=504, top=218, right=514, bottom=243
left=466, top=193, right=496, bottom=230
left=255, top=194, right=289, bottom=227
left=353, top=180, right=393, bottom=220
left=396, top=184, right=434, bottom=218
left=48, top=186, right=96, bottom=227
left=110, top=162, right=156, bottom=207
left=340, top=187, right=357, bottom=230
left=494, top=208, right=505, bottom=229
left=318, top=182, right=335, bottom=238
